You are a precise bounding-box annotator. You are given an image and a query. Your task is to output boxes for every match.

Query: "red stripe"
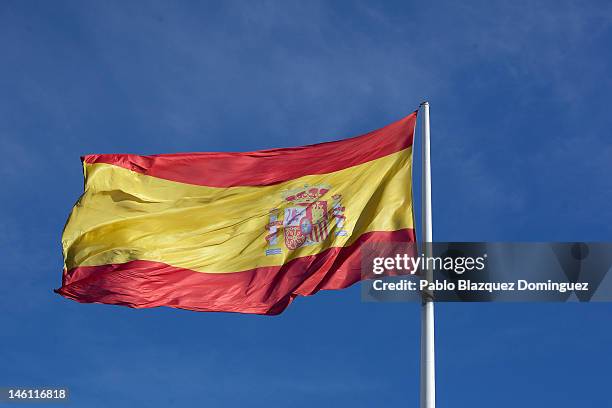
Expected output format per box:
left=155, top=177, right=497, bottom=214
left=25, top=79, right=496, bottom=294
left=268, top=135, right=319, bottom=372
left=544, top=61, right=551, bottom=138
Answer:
left=55, top=229, right=415, bottom=315
left=82, top=113, right=417, bottom=187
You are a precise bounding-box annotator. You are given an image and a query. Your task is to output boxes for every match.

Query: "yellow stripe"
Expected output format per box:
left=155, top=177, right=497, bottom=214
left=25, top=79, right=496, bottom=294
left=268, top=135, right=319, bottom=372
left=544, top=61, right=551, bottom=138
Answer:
left=63, top=148, right=413, bottom=273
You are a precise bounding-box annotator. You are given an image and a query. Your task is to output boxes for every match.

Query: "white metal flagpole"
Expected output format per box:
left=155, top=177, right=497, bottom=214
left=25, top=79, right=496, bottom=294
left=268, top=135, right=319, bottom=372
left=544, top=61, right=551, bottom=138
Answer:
left=419, top=101, right=435, bottom=408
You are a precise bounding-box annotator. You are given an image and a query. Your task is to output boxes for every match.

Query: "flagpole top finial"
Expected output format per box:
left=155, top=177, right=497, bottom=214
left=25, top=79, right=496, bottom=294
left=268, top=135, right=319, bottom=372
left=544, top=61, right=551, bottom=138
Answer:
left=419, top=101, right=429, bottom=106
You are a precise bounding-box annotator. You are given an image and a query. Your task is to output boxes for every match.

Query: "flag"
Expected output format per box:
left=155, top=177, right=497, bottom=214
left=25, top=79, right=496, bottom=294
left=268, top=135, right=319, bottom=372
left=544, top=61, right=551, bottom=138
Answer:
left=56, top=112, right=417, bottom=315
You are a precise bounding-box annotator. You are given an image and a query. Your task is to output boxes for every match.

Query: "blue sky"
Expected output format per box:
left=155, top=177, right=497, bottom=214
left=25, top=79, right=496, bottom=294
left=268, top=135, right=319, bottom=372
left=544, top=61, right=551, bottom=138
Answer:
left=1, top=0, right=612, bottom=406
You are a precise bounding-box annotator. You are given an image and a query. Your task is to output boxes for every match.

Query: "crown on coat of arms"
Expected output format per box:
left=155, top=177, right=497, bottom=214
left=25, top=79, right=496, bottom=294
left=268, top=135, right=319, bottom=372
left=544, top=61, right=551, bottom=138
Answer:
left=283, top=184, right=330, bottom=205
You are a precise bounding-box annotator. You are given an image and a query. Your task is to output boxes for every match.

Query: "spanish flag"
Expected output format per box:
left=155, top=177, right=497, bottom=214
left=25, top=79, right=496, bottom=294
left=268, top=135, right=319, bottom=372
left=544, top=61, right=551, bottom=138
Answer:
left=56, top=112, right=417, bottom=314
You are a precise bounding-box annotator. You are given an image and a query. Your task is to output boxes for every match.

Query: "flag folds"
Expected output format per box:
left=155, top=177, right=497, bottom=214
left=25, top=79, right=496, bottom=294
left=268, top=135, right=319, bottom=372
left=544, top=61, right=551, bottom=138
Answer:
left=56, top=112, right=417, bottom=314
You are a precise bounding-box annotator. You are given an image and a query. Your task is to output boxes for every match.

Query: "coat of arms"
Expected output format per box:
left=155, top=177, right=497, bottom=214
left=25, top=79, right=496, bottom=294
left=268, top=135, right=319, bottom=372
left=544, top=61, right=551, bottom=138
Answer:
left=265, top=184, right=347, bottom=255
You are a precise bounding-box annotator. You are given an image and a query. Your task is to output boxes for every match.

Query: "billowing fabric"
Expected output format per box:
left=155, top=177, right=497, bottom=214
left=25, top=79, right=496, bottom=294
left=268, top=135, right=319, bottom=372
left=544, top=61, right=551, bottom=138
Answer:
left=56, top=112, right=417, bottom=315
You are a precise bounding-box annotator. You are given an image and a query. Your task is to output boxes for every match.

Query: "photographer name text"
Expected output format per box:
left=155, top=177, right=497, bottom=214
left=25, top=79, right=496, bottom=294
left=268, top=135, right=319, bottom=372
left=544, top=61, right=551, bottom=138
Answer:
left=371, top=279, right=589, bottom=293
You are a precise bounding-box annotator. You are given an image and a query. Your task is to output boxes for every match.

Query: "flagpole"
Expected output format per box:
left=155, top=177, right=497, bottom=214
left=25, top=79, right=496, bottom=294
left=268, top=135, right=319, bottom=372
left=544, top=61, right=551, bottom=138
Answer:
left=419, top=101, right=435, bottom=408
